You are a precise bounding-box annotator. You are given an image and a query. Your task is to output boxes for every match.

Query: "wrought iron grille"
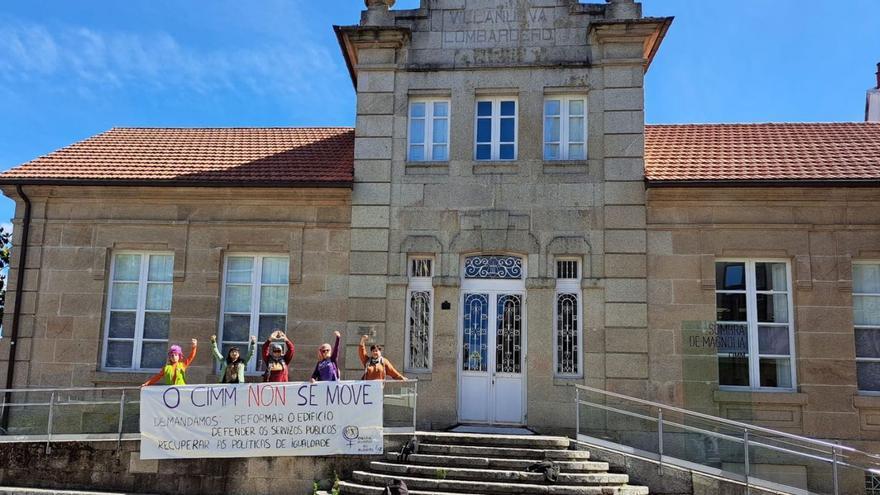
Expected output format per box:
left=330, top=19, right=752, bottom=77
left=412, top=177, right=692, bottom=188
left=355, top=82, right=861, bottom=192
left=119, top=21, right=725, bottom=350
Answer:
left=556, top=293, right=579, bottom=375
left=462, top=293, right=489, bottom=371
left=464, top=256, right=522, bottom=279
left=495, top=294, right=522, bottom=373
left=407, top=291, right=431, bottom=370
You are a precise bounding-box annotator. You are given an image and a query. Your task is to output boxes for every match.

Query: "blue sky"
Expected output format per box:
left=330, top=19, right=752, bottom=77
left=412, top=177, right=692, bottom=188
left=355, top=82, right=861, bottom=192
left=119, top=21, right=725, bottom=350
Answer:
left=0, top=0, right=878, bottom=226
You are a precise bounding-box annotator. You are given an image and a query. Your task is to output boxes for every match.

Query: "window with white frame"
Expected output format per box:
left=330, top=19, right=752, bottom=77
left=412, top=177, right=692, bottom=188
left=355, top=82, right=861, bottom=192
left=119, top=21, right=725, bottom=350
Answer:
left=405, top=257, right=433, bottom=372
left=408, top=99, right=450, bottom=162
left=715, top=261, right=795, bottom=389
left=854, top=262, right=880, bottom=392
left=102, top=252, right=174, bottom=370
left=475, top=97, right=517, bottom=160
left=544, top=96, right=587, bottom=160
left=220, top=255, right=290, bottom=372
left=555, top=259, right=582, bottom=377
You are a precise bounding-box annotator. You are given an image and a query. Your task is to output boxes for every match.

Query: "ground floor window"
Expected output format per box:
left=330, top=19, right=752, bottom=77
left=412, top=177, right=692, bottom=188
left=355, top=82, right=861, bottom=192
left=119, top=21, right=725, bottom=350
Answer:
left=867, top=473, right=880, bottom=495
left=406, top=257, right=433, bottom=372
left=715, top=260, right=795, bottom=389
left=555, top=259, right=582, bottom=377
left=854, top=262, right=880, bottom=392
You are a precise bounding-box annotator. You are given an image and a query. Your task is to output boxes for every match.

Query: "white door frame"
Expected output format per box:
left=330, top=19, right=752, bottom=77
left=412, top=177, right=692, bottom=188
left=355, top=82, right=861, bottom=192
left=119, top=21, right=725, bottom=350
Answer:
left=456, top=255, right=528, bottom=425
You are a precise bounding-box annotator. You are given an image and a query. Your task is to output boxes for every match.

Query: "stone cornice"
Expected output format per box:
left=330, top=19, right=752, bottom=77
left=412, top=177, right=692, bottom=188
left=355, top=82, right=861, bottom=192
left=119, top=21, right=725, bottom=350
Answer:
left=334, top=25, right=411, bottom=87
left=589, top=16, right=673, bottom=71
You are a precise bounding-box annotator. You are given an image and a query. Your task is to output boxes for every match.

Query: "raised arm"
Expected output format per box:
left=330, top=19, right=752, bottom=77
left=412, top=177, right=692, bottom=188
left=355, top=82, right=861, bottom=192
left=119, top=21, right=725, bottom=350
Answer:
left=331, top=332, right=341, bottom=363
left=262, top=338, right=271, bottom=363
left=283, top=337, right=295, bottom=364
left=243, top=336, right=257, bottom=364
left=209, top=336, right=223, bottom=362
left=183, top=339, right=198, bottom=367
left=358, top=335, right=369, bottom=367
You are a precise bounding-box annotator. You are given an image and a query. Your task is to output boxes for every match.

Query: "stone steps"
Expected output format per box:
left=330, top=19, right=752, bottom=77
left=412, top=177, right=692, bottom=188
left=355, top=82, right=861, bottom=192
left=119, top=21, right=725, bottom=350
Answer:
left=369, top=462, right=631, bottom=485
left=336, top=432, right=650, bottom=495
left=417, top=442, right=591, bottom=460
left=385, top=452, right=610, bottom=472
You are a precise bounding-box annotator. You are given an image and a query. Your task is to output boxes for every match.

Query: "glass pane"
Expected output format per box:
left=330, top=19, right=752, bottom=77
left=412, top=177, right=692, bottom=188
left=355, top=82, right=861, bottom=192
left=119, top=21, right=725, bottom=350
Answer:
left=476, top=101, right=492, bottom=117
left=261, top=257, right=289, bottom=284
left=409, top=145, right=425, bottom=161
left=858, top=361, right=880, bottom=391
left=715, top=262, right=745, bottom=290
left=108, top=312, right=136, bottom=339
left=855, top=295, right=880, bottom=326
left=141, top=342, right=168, bottom=369
left=148, top=255, right=173, bottom=282
left=431, top=145, right=448, bottom=161
left=113, top=254, right=141, bottom=281
left=111, top=283, right=138, bottom=310
left=716, top=293, right=746, bottom=321
left=432, top=119, right=448, bottom=144
left=462, top=293, right=489, bottom=372
left=496, top=294, right=522, bottom=373
left=145, top=284, right=172, bottom=311
left=758, top=325, right=790, bottom=355
left=476, top=144, right=491, bottom=160
left=544, top=99, right=560, bottom=116
left=569, top=99, right=585, bottom=115
left=499, top=144, right=514, bottom=160
left=260, top=286, right=288, bottom=314
left=259, top=315, right=286, bottom=342
left=715, top=323, right=748, bottom=355
left=855, top=328, right=880, bottom=358
left=756, top=293, right=789, bottom=323
left=569, top=116, right=584, bottom=142
left=500, top=118, right=515, bottom=142
left=226, top=257, right=253, bottom=284
left=718, top=355, right=749, bottom=386
left=143, top=312, right=170, bottom=340
left=476, top=118, right=492, bottom=143
left=759, top=358, right=792, bottom=388
left=755, top=262, right=788, bottom=291
left=223, top=314, right=251, bottom=342
left=224, top=285, right=252, bottom=313
left=433, top=101, right=448, bottom=117
left=410, top=119, right=425, bottom=144
left=500, top=100, right=515, bottom=116
left=105, top=341, right=133, bottom=368
left=544, top=116, right=560, bottom=143
left=569, top=144, right=585, bottom=160
left=410, top=102, right=425, bottom=118
left=544, top=144, right=559, bottom=160
left=854, top=264, right=880, bottom=294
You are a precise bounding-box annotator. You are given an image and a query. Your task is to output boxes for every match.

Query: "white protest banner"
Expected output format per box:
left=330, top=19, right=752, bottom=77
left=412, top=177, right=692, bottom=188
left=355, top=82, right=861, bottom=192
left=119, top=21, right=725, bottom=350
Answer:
left=139, top=381, right=383, bottom=459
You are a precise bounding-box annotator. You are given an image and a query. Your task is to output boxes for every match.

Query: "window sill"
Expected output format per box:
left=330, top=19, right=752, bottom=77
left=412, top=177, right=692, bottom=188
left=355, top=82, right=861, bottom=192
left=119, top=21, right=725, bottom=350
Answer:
left=403, top=372, right=432, bottom=381
left=714, top=389, right=808, bottom=405
left=543, top=160, right=588, bottom=174
left=473, top=161, right=519, bottom=175
left=553, top=377, right=583, bottom=386
left=853, top=395, right=880, bottom=408
left=405, top=161, right=449, bottom=175
left=94, top=370, right=157, bottom=385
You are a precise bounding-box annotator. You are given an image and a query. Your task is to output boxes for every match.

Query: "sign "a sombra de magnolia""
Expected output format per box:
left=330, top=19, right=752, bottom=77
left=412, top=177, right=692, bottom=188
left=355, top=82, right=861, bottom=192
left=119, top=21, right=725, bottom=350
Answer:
left=139, top=381, right=383, bottom=459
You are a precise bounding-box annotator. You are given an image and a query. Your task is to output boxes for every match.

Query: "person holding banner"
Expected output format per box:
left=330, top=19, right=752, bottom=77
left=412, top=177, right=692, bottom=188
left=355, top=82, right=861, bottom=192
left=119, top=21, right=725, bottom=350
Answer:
left=210, top=334, right=257, bottom=383
left=310, top=330, right=341, bottom=382
left=142, top=339, right=198, bottom=387
left=359, top=334, right=407, bottom=381
left=262, top=330, right=295, bottom=382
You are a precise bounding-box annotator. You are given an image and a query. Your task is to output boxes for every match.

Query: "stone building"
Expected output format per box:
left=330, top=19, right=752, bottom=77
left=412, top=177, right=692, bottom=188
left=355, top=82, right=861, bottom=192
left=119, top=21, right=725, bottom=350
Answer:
left=0, top=0, right=879, bottom=459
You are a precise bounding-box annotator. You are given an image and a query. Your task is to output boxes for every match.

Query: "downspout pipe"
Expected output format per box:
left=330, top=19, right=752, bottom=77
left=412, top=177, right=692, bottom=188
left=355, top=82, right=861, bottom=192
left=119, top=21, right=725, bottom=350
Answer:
left=1, top=185, right=31, bottom=432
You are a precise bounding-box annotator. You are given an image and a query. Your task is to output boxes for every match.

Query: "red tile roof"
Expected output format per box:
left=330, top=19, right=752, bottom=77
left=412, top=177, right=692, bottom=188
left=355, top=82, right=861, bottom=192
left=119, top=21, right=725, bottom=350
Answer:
left=645, top=123, right=880, bottom=183
left=0, top=127, right=355, bottom=186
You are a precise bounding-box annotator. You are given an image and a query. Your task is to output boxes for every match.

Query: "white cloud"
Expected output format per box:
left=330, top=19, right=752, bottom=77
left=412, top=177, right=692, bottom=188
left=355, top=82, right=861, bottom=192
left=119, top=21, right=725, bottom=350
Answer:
left=0, top=18, right=344, bottom=99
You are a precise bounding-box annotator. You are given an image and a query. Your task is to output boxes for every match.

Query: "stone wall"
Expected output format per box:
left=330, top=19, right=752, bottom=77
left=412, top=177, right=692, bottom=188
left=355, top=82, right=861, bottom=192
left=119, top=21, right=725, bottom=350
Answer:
left=0, top=185, right=351, bottom=390
left=0, top=440, right=376, bottom=495
left=647, top=186, right=880, bottom=444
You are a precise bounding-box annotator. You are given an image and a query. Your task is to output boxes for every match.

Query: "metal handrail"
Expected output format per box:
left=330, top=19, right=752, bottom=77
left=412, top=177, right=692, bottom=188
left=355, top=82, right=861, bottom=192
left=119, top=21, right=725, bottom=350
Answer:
left=574, top=383, right=880, bottom=462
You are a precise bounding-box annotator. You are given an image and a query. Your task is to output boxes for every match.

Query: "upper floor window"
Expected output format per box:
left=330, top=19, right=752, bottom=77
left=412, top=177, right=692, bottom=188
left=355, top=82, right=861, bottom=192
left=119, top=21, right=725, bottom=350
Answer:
left=220, top=255, right=290, bottom=372
left=715, top=260, right=795, bottom=390
left=854, top=263, right=880, bottom=392
left=475, top=98, right=517, bottom=161
left=408, top=99, right=449, bottom=162
left=406, top=257, right=434, bottom=372
left=544, top=96, right=586, bottom=160
left=555, top=258, right=582, bottom=377
left=102, top=252, right=174, bottom=370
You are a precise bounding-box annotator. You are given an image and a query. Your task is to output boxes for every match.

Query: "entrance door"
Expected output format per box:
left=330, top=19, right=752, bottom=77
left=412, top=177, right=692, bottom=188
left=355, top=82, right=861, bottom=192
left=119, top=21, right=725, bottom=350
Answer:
left=458, top=256, right=526, bottom=425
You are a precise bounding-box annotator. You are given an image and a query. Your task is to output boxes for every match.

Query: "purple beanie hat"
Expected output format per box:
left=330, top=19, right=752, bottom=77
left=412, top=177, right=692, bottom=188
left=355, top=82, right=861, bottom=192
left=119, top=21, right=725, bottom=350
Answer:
left=168, top=345, right=183, bottom=358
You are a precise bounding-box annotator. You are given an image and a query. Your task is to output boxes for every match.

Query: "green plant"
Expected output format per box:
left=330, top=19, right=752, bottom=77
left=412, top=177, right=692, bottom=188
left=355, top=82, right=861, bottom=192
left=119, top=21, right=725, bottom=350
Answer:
left=311, top=481, right=319, bottom=495
left=330, top=470, right=340, bottom=495
left=435, top=468, right=448, bottom=479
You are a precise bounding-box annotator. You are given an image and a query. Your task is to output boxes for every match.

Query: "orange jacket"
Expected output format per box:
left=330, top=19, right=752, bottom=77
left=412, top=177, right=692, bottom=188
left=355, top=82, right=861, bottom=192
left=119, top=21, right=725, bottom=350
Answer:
left=359, top=343, right=405, bottom=380
left=143, top=343, right=197, bottom=386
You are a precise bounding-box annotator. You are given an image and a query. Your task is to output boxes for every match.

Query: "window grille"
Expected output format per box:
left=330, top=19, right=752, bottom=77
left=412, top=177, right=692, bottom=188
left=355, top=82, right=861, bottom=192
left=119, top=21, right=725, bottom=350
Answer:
left=406, top=257, right=434, bottom=371
left=557, top=260, right=579, bottom=279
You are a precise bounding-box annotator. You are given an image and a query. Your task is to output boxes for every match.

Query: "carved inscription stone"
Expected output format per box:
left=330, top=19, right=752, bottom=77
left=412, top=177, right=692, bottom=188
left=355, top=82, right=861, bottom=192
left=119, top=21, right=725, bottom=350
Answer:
left=441, top=7, right=556, bottom=48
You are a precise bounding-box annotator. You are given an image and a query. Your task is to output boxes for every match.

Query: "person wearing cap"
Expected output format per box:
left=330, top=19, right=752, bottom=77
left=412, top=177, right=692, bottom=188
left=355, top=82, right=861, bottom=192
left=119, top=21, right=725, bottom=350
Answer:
left=262, top=330, right=295, bottom=382
left=210, top=334, right=257, bottom=383
left=142, top=339, right=198, bottom=387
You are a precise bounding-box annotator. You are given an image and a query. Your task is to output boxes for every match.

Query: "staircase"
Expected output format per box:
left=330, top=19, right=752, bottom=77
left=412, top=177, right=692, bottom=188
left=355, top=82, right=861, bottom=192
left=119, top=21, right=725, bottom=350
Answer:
left=337, top=432, right=650, bottom=494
